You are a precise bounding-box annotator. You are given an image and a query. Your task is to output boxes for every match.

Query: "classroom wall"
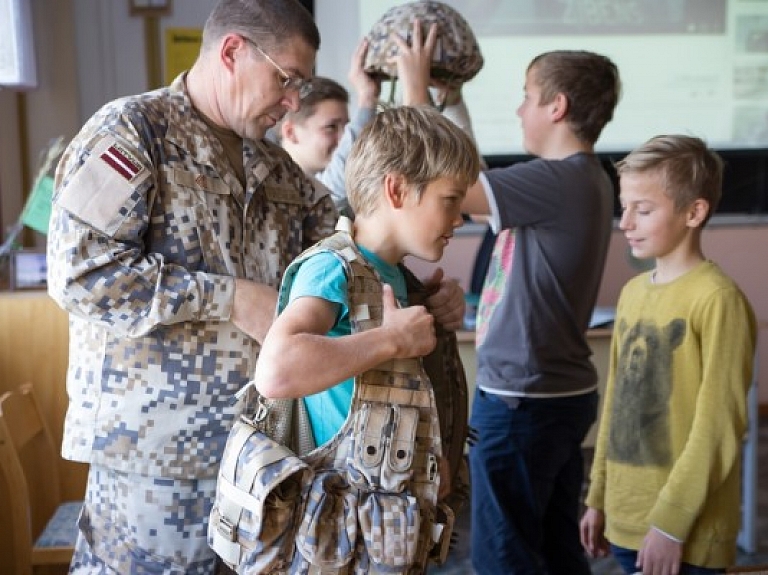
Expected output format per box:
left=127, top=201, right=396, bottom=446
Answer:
left=0, top=0, right=80, bottom=246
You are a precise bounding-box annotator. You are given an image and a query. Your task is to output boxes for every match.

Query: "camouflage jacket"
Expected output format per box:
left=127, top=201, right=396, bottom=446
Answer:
left=47, top=74, right=337, bottom=479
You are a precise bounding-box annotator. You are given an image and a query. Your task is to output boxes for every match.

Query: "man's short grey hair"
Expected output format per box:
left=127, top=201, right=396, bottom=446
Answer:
left=201, top=0, right=319, bottom=54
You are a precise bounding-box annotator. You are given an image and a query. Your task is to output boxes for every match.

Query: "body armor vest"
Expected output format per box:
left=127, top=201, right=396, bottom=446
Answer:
left=209, top=224, right=452, bottom=574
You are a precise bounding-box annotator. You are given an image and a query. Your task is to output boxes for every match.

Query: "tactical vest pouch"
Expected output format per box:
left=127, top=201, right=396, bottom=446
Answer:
left=294, top=470, right=358, bottom=569
left=348, top=402, right=425, bottom=571
left=209, top=416, right=310, bottom=573
left=387, top=405, right=418, bottom=477
left=349, top=402, right=420, bottom=493
left=358, top=491, right=421, bottom=569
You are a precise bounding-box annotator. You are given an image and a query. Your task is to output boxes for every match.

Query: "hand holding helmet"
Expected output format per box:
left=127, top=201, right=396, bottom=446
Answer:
left=363, top=0, right=484, bottom=97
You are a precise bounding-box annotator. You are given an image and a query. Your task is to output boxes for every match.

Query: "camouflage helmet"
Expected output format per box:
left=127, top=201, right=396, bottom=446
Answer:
left=364, top=1, right=483, bottom=89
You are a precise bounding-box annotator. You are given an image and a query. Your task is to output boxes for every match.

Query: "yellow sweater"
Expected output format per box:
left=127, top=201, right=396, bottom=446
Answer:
left=585, top=261, right=756, bottom=568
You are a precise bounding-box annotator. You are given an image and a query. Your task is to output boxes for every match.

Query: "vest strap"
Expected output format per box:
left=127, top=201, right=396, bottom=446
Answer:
left=358, top=384, right=433, bottom=408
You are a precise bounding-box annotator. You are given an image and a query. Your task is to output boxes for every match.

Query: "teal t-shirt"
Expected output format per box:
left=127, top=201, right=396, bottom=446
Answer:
left=287, top=246, right=408, bottom=446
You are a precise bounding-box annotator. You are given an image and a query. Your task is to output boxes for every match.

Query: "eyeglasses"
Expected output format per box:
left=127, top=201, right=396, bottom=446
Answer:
left=242, top=37, right=313, bottom=99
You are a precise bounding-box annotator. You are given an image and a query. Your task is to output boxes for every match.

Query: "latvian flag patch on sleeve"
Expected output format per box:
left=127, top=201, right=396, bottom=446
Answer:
left=99, top=143, right=145, bottom=181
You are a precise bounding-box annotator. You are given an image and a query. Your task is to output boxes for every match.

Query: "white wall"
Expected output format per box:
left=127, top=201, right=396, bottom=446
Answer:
left=72, top=0, right=217, bottom=123
left=0, top=0, right=80, bottom=243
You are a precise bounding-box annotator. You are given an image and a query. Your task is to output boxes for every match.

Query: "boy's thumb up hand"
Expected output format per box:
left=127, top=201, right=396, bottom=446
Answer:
left=381, top=283, right=398, bottom=313
left=381, top=283, right=436, bottom=358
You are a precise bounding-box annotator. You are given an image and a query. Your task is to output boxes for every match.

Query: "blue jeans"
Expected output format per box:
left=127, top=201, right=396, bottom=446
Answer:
left=468, top=389, right=598, bottom=575
left=611, top=544, right=726, bottom=574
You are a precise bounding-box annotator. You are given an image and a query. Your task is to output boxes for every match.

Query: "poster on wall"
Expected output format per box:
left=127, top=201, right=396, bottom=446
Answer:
left=0, top=0, right=37, bottom=89
left=164, top=27, right=202, bottom=85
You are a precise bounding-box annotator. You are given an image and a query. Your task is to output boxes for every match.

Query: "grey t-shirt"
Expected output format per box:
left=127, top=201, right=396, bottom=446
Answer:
left=477, top=153, right=613, bottom=397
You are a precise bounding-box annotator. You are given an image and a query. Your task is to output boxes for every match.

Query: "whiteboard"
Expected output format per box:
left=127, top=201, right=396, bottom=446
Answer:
left=316, top=0, right=768, bottom=155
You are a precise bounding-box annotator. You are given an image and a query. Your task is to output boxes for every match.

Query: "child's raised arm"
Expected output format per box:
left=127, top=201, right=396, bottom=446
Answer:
left=254, top=284, right=436, bottom=399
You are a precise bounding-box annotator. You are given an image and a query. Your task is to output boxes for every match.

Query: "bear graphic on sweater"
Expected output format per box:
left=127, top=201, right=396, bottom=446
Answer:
left=608, top=317, right=685, bottom=466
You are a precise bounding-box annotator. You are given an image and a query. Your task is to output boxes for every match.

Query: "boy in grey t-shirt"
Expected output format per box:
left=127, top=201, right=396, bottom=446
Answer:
left=460, top=50, right=622, bottom=574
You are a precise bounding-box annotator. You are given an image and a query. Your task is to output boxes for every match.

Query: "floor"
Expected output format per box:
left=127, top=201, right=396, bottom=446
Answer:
left=430, top=416, right=768, bottom=574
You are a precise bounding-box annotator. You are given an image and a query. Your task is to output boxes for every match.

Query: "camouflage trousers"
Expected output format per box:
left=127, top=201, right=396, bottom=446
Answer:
left=69, top=465, right=220, bottom=574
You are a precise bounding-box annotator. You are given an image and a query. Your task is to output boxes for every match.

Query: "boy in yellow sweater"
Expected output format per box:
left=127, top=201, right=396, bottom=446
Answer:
left=580, top=135, right=757, bottom=575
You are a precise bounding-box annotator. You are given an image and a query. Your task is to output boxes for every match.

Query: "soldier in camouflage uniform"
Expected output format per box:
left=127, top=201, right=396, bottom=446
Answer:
left=46, top=1, right=334, bottom=573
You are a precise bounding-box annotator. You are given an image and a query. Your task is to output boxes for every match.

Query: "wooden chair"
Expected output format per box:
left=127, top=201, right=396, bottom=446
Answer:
left=0, top=382, right=81, bottom=575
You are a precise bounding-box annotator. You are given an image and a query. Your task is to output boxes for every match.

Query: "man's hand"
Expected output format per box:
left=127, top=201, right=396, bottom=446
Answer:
left=422, top=267, right=465, bottom=331
left=580, top=507, right=610, bottom=559
left=349, top=37, right=381, bottom=109
left=381, top=283, right=436, bottom=358
left=636, top=528, right=683, bottom=575
left=231, top=279, right=278, bottom=344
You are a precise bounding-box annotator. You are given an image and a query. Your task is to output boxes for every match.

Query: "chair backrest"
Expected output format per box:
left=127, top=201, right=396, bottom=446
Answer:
left=0, top=382, right=64, bottom=574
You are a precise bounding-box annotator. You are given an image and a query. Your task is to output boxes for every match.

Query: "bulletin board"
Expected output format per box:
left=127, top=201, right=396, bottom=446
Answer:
left=164, top=27, right=203, bottom=85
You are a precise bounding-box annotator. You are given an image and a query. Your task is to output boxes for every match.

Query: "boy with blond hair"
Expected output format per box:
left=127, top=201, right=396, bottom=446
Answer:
left=244, top=106, right=479, bottom=571
left=276, top=31, right=470, bottom=332
left=581, top=135, right=757, bottom=575
left=458, top=50, right=622, bottom=574
left=255, top=104, right=479, bottom=445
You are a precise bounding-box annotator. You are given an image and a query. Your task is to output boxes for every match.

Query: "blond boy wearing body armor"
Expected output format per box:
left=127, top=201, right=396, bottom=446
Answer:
left=221, top=106, right=479, bottom=574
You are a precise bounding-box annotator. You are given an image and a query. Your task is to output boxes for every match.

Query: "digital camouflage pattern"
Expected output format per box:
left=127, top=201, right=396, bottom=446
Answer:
left=400, top=265, right=470, bottom=518
left=364, top=0, right=483, bottom=89
left=48, top=73, right=337, bottom=571
left=209, top=223, right=453, bottom=574
left=69, top=468, right=220, bottom=574
left=49, top=74, right=336, bottom=480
